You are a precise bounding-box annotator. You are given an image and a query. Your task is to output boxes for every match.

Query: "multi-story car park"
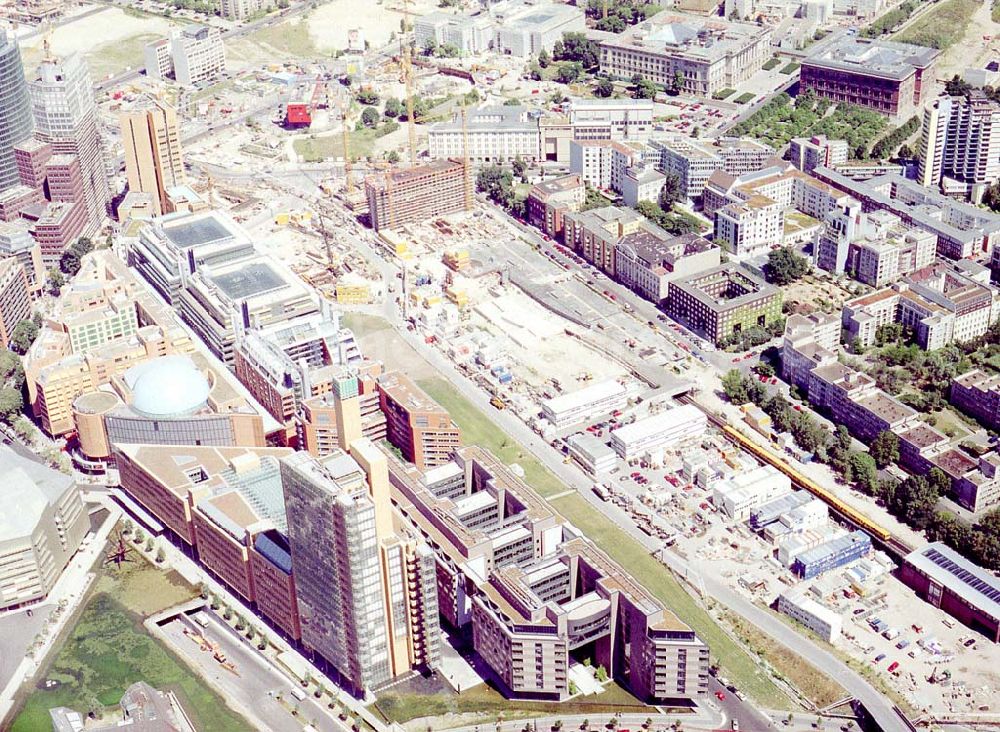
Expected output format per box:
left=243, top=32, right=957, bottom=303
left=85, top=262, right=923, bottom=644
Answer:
left=901, top=543, right=1000, bottom=642
left=664, top=263, right=782, bottom=345
left=599, top=11, right=772, bottom=97
left=385, top=444, right=710, bottom=703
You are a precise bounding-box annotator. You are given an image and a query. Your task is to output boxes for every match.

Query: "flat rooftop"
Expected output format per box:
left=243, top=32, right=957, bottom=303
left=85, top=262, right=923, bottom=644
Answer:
left=906, top=543, right=1000, bottom=620
left=209, top=260, right=287, bottom=300
left=162, top=214, right=234, bottom=250
left=804, top=37, right=940, bottom=80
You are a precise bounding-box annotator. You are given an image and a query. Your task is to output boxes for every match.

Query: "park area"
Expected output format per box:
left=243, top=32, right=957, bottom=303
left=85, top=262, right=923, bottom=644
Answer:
left=893, top=0, right=980, bottom=49
left=8, top=549, right=250, bottom=732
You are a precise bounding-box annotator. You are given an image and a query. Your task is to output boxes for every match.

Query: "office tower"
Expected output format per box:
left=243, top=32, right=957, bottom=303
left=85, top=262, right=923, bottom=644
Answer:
left=0, top=30, right=34, bottom=194
left=0, top=257, right=31, bottom=350
left=918, top=91, right=1000, bottom=200
left=377, top=371, right=461, bottom=469
left=28, top=53, right=110, bottom=234
left=280, top=442, right=440, bottom=696
left=120, top=97, right=184, bottom=216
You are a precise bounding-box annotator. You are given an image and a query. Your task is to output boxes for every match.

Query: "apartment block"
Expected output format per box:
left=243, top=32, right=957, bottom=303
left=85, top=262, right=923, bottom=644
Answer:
left=815, top=202, right=936, bottom=286
left=780, top=311, right=839, bottom=393
left=649, top=136, right=776, bottom=203
left=622, top=165, right=666, bottom=207
left=615, top=230, right=719, bottom=303
left=599, top=12, right=771, bottom=96
left=563, top=205, right=644, bottom=276
left=145, top=26, right=225, bottom=86
left=813, top=167, right=1000, bottom=260
left=0, top=220, right=44, bottom=297
left=386, top=444, right=709, bottom=703
left=918, top=91, right=1000, bottom=201
left=0, top=257, right=31, bottom=350
left=365, top=159, right=468, bottom=232
left=951, top=370, right=1000, bottom=431
left=841, top=260, right=1000, bottom=350
left=378, top=371, right=460, bottom=469
left=800, top=37, right=939, bottom=118
left=665, top=263, right=782, bottom=345
left=789, top=135, right=849, bottom=175
left=807, top=363, right=919, bottom=443
left=218, top=0, right=274, bottom=20
left=525, top=174, right=585, bottom=238
left=120, top=96, right=185, bottom=216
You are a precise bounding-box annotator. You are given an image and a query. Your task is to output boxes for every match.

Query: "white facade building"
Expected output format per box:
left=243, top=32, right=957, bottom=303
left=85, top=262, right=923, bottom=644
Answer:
left=428, top=106, right=540, bottom=164
left=146, top=26, right=226, bottom=87
left=711, top=464, right=791, bottom=520
left=541, top=379, right=627, bottom=429
left=609, top=404, right=706, bottom=460
left=778, top=588, right=842, bottom=642
left=566, top=433, right=618, bottom=476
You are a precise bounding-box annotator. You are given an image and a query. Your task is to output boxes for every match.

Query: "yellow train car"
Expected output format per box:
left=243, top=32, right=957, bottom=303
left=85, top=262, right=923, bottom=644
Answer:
left=721, top=425, right=892, bottom=543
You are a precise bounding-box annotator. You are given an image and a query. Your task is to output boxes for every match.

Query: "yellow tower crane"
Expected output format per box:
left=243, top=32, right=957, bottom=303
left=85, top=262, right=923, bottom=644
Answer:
left=402, top=0, right=417, bottom=166
left=461, top=104, right=472, bottom=211
left=341, top=98, right=354, bottom=193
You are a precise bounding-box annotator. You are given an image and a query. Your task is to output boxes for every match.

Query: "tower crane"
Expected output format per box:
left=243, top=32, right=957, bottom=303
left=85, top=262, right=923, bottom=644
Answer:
left=402, top=0, right=417, bottom=166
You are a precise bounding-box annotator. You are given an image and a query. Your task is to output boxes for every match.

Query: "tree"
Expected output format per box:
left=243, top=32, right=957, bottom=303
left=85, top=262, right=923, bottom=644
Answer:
left=870, top=430, right=899, bottom=468
left=594, top=77, right=614, bottom=98
left=384, top=97, right=403, bottom=118
left=512, top=156, right=528, bottom=181
left=356, top=87, right=379, bottom=105
left=386, top=150, right=400, bottom=164
left=849, top=452, right=878, bottom=492
left=0, top=387, right=23, bottom=424
left=361, top=106, right=380, bottom=128
left=984, top=180, right=1000, bottom=213
left=659, top=172, right=682, bottom=208
left=594, top=664, right=608, bottom=682
left=764, top=246, right=810, bottom=285
left=556, top=62, right=583, bottom=84
left=155, top=547, right=165, bottom=563
left=633, top=77, right=658, bottom=99
left=9, top=319, right=39, bottom=355
left=537, top=48, right=551, bottom=68
left=722, top=369, right=749, bottom=404
left=557, top=32, right=600, bottom=69
left=927, top=467, right=951, bottom=496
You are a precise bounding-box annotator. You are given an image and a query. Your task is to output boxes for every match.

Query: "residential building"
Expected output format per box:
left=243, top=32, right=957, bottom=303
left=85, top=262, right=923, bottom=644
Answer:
left=23, top=250, right=197, bottom=436
left=841, top=260, right=1000, bottom=350
left=781, top=311, right=839, bottom=392
left=145, top=25, right=226, bottom=86
left=386, top=444, right=710, bottom=702
left=177, top=253, right=319, bottom=365
left=951, top=369, right=1000, bottom=431
left=128, top=209, right=254, bottom=305
left=599, top=12, right=772, bottom=96
left=918, top=92, right=1000, bottom=201
left=777, top=588, right=842, bottom=643
left=0, top=30, right=34, bottom=193
left=541, top=379, right=628, bottom=429
left=609, top=404, right=707, bottom=460
left=789, top=135, right=849, bottom=174
left=807, top=362, right=919, bottom=442
left=281, top=444, right=441, bottom=696
left=0, top=257, right=31, bottom=350
left=218, top=0, right=274, bottom=20
left=563, top=205, right=644, bottom=276
left=378, top=371, right=460, bottom=469
left=0, top=219, right=44, bottom=297
left=714, top=195, right=783, bottom=259
left=901, top=543, right=1000, bottom=642
left=365, top=159, right=468, bottom=231
left=664, top=263, right=782, bottom=345
left=569, top=139, right=648, bottom=194
left=814, top=202, right=936, bottom=285
left=120, top=96, right=185, bottom=216
left=813, top=167, right=1000, bottom=260
left=649, top=135, right=775, bottom=203
left=428, top=105, right=541, bottom=165
left=615, top=230, right=719, bottom=303
left=28, top=53, right=109, bottom=235
left=622, top=165, right=666, bottom=207
left=0, top=444, right=87, bottom=611
left=800, top=37, right=939, bottom=118
left=525, top=174, right=585, bottom=238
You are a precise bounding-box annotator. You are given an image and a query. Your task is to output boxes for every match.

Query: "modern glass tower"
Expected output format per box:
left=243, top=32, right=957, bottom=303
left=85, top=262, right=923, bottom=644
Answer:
left=0, top=30, right=33, bottom=193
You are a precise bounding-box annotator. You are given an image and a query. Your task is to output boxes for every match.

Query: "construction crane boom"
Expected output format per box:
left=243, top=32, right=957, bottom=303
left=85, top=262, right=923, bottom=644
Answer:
left=461, top=105, right=472, bottom=211
left=341, top=98, right=354, bottom=193
left=402, top=0, right=417, bottom=166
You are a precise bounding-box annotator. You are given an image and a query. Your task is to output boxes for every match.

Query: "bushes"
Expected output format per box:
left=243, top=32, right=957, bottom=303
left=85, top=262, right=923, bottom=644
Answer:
left=870, top=116, right=919, bottom=160
left=762, top=57, right=782, bottom=70
left=895, top=0, right=979, bottom=49
left=862, top=0, right=918, bottom=36
left=734, top=92, right=756, bottom=104
left=713, top=88, right=736, bottom=99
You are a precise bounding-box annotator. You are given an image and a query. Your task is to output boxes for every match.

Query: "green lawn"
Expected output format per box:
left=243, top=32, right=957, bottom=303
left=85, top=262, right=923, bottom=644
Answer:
left=779, top=62, right=800, bottom=74
left=247, top=16, right=322, bottom=58
left=294, top=126, right=381, bottom=163
left=10, top=555, right=248, bottom=731
left=734, top=92, right=756, bottom=104
left=763, top=57, right=782, bottom=70
left=415, top=378, right=793, bottom=709
left=894, top=0, right=979, bottom=48
left=713, top=88, right=737, bottom=100
left=342, top=313, right=393, bottom=337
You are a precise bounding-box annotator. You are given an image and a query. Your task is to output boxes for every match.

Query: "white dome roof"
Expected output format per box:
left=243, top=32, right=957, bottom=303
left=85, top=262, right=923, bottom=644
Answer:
left=127, top=355, right=210, bottom=418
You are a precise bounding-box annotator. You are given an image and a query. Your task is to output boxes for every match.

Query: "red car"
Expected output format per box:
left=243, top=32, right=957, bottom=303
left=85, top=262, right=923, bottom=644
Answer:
left=715, top=691, right=726, bottom=700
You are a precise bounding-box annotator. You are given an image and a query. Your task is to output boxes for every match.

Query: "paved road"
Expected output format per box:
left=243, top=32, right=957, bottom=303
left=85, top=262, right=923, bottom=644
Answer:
left=158, top=611, right=351, bottom=732
left=0, top=605, right=54, bottom=694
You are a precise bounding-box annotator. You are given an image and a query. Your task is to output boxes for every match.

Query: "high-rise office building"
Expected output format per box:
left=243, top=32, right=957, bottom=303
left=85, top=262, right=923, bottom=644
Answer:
left=280, top=441, right=440, bottom=696
left=0, top=30, right=34, bottom=194
left=28, top=53, right=109, bottom=234
left=918, top=91, right=1000, bottom=201
left=120, top=97, right=184, bottom=216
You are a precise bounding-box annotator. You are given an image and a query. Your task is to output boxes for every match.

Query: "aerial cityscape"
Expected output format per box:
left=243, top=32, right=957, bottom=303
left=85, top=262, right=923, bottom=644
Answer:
left=1, top=0, right=1000, bottom=730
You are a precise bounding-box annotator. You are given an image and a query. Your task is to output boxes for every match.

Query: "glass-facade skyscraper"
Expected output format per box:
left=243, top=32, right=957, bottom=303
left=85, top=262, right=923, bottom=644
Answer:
left=0, top=30, right=33, bottom=193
